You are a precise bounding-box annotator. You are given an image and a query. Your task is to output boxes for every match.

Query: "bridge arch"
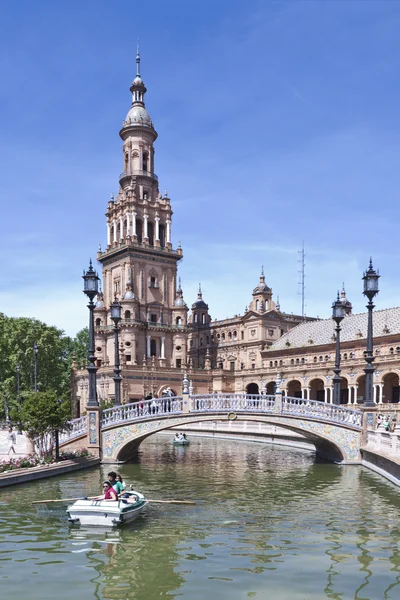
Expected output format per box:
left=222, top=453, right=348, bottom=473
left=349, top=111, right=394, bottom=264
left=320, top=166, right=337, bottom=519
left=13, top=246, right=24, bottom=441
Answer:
left=100, top=412, right=360, bottom=465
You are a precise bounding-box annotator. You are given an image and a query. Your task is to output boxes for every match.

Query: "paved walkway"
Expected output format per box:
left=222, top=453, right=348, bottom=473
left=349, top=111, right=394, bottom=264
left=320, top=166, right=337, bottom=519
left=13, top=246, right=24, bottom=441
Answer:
left=0, top=428, right=28, bottom=459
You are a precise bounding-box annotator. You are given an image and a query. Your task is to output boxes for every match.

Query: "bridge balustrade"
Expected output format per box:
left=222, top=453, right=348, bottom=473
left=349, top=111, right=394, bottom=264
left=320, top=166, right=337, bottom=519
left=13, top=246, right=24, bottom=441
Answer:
left=60, top=394, right=364, bottom=446
left=190, top=393, right=275, bottom=412
left=59, top=415, right=87, bottom=443
left=282, top=397, right=363, bottom=427
left=101, top=396, right=183, bottom=427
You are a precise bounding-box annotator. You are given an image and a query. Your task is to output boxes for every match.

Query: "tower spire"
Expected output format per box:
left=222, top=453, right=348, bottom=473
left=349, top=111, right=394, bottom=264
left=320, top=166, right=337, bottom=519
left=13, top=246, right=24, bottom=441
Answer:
left=136, top=43, right=140, bottom=77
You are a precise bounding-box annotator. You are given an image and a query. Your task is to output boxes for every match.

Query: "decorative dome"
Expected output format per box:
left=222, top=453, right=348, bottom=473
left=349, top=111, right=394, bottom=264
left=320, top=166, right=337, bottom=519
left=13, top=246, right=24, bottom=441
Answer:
left=174, top=278, right=187, bottom=308
left=192, top=284, right=208, bottom=310
left=123, top=280, right=136, bottom=301
left=252, top=267, right=271, bottom=295
left=124, top=105, right=152, bottom=127
left=124, top=290, right=136, bottom=300
left=95, top=292, right=105, bottom=309
left=340, top=284, right=352, bottom=315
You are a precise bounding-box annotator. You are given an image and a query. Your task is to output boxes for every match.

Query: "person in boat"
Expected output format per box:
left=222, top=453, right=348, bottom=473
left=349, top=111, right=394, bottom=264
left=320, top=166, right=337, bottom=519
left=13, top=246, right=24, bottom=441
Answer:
left=116, top=473, right=126, bottom=491
left=108, top=471, right=124, bottom=496
left=174, top=433, right=181, bottom=441
left=93, top=481, right=118, bottom=501
left=182, top=433, right=187, bottom=440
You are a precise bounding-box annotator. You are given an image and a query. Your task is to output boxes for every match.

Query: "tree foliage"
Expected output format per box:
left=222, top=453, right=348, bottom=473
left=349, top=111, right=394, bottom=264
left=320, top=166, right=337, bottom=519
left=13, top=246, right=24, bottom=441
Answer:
left=19, top=391, right=71, bottom=457
left=0, top=313, right=89, bottom=420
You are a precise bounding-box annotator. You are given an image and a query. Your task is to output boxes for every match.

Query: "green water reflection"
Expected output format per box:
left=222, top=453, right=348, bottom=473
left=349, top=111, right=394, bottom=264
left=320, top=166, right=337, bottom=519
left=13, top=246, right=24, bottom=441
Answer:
left=1, top=435, right=400, bottom=599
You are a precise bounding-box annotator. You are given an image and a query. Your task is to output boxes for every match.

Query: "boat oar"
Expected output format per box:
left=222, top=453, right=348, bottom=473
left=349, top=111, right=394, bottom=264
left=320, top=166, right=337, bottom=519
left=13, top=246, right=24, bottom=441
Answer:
left=32, top=497, right=98, bottom=504
left=147, top=499, right=196, bottom=505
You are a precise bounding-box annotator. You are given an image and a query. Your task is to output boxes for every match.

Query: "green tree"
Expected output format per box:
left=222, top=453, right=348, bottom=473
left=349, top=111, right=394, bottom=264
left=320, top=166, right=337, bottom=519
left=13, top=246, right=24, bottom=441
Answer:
left=19, top=391, right=71, bottom=457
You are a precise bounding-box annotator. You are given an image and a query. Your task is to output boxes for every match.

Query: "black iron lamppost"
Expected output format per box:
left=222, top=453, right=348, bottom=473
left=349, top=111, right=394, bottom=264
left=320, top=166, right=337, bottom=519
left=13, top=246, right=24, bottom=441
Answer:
left=33, top=343, right=38, bottom=392
left=332, top=292, right=345, bottom=406
left=362, top=258, right=380, bottom=407
left=17, top=364, right=22, bottom=433
left=83, top=259, right=100, bottom=407
left=110, top=296, right=122, bottom=407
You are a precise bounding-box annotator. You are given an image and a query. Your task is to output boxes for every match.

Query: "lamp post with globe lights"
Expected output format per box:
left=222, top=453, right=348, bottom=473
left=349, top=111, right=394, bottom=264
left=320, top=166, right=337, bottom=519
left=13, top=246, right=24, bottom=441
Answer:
left=82, top=260, right=100, bottom=407
left=362, top=259, right=380, bottom=407
left=110, top=296, right=122, bottom=407
left=332, top=292, right=345, bottom=406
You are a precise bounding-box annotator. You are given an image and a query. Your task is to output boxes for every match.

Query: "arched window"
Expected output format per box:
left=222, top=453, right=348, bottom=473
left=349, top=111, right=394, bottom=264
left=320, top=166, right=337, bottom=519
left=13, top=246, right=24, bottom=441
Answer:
left=222, top=333, right=225, bottom=340
left=314, top=356, right=317, bottom=363
left=150, top=339, right=157, bottom=356
left=233, top=330, right=237, bottom=339
left=194, top=314, right=198, bottom=323
left=274, top=360, right=278, bottom=367
left=176, top=316, right=182, bottom=325
left=325, top=355, right=329, bottom=361
left=143, top=151, right=149, bottom=172
left=202, top=313, right=206, bottom=324
left=159, top=224, right=166, bottom=247
left=217, top=333, right=220, bottom=340
left=269, top=361, right=273, bottom=367
left=319, top=356, right=323, bottom=362
left=290, top=359, right=294, bottom=365
left=390, top=347, right=394, bottom=355
left=279, top=360, right=283, bottom=366
left=255, top=299, right=259, bottom=311
left=136, top=219, right=143, bottom=244
left=296, top=358, right=299, bottom=364
left=148, top=221, right=154, bottom=246
left=228, top=331, right=232, bottom=339
left=343, top=353, right=348, bottom=360
left=301, top=357, right=305, bottom=364
left=95, top=318, right=102, bottom=327
left=124, top=310, right=131, bottom=320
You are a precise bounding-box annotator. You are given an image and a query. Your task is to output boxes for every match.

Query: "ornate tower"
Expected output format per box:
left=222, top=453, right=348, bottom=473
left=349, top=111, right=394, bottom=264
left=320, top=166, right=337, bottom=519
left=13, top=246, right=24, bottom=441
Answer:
left=249, top=267, right=275, bottom=313
left=96, top=51, right=183, bottom=377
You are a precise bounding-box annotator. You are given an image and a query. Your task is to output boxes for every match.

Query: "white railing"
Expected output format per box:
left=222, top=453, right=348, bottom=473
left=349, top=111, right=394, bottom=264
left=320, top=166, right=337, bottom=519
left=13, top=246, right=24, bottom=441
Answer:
left=282, top=397, right=363, bottom=428
left=190, top=394, right=275, bottom=412
left=366, top=429, right=400, bottom=455
left=101, top=396, right=183, bottom=427
left=60, top=394, right=364, bottom=444
left=59, top=415, right=87, bottom=443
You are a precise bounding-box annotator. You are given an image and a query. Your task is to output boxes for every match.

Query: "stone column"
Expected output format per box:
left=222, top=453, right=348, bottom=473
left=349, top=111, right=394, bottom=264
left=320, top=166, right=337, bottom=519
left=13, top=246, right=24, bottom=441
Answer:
left=378, top=383, right=384, bottom=404
left=113, top=220, right=117, bottom=244
left=126, top=212, right=130, bottom=237
left=166, top=219, right=171, bottom=243
left=86, top=406, right=102, bottom=459
left=120, top=216, right=124, bottom=240
left=146, top=335, right=151, bottom=358
left=161, top=336, right=165, bottom=359
left=155, top=216, right=160, bottom=241
left=132, top=211, right=137, bottom=237
left=107, top=223, right=111, bottom=246
left=143, top=213, right=148, bottom=240
left=373, top=384, right=378, bottom=404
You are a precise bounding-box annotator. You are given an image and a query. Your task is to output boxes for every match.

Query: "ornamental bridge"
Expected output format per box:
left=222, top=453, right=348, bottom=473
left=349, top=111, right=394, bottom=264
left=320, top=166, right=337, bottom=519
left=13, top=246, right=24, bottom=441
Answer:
left=60, top=393, right=365, bottom=464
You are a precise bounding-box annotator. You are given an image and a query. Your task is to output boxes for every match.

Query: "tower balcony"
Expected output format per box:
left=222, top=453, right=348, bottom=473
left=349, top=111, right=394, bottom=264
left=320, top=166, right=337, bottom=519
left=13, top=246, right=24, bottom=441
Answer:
left=119, top=169, right=158, bottom=186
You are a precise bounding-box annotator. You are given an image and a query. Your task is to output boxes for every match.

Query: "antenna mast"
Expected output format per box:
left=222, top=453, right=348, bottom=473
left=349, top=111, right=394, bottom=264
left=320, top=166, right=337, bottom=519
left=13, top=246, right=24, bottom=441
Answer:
left=298, top=242, right=306, bottom=319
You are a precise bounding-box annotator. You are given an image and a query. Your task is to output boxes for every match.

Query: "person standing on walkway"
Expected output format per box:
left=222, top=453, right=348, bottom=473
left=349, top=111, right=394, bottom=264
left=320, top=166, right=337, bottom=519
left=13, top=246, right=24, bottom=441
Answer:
left=7, top=427, right=16, bottom=455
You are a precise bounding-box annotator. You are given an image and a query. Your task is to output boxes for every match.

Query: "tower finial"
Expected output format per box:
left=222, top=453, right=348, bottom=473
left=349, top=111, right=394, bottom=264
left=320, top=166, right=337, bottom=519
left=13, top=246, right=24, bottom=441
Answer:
left=261, top=265, right=264, bottom=276
left=136, top=42, right=140, bottom=77
left=198, top=283, right=202, bottom=299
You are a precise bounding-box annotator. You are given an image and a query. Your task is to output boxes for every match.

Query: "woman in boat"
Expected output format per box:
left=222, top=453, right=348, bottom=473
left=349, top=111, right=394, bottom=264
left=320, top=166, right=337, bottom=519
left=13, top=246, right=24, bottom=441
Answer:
left=93, top=481, right=118, bottom=501
left=116, top=473, right=126, bottom=491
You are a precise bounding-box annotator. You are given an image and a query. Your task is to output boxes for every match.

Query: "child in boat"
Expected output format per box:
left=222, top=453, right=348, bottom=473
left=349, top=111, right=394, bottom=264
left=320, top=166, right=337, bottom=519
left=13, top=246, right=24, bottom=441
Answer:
left=116, top=474, right=126, bottom=491
left=93, top=481, right=118, bottom=501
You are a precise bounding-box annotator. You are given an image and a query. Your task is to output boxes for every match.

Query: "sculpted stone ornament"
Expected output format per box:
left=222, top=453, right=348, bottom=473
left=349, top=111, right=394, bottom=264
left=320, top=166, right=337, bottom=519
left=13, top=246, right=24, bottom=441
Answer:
left=182, top=373, right=189, bottom=394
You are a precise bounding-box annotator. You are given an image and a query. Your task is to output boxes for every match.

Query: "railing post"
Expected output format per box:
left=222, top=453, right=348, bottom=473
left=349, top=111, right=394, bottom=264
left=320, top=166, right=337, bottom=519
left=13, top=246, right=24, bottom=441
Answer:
left=86, top=405, right=102, bottom=459
left=274, top=373, right=282, bottom=413
left=182, top=373, right=190, bottom=414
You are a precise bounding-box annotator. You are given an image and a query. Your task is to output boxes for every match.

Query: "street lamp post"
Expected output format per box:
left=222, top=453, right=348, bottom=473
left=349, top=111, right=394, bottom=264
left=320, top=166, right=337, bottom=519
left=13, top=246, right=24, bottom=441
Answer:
left=332, top=292, right=345, bottom=406
left=83, top=259, right=100, bottom=407
left=17, top=364, right=22, bottom=434
left=3, top=392, right=9, bottom=425
left=110, top=297, right=122, bottom=407
left=362, top=259, right=380, bottom=407
left=33, top=343, right=38, bottom=392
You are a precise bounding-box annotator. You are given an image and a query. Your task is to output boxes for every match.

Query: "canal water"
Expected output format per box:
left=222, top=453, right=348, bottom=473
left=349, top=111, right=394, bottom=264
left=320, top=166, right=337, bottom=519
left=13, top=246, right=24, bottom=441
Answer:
left=1, top=435, right=400, bottom=600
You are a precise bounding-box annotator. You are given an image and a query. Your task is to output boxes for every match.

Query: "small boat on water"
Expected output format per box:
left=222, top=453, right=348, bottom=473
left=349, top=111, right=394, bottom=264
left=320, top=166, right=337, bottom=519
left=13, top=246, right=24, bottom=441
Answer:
left=67, top=491, right=147, bottom=527
left=173, top=437, right=190, bottom=446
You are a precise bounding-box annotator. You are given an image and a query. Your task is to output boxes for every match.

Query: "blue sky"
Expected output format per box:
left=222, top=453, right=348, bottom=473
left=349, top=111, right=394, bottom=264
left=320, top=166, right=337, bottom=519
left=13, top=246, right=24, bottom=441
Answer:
left=1, top=0, right=399, bottom=336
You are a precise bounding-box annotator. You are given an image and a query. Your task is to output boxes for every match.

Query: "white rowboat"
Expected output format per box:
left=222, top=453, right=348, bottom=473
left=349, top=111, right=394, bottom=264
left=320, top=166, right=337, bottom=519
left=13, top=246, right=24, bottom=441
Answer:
left=67, top=491, right=147, bottom=527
